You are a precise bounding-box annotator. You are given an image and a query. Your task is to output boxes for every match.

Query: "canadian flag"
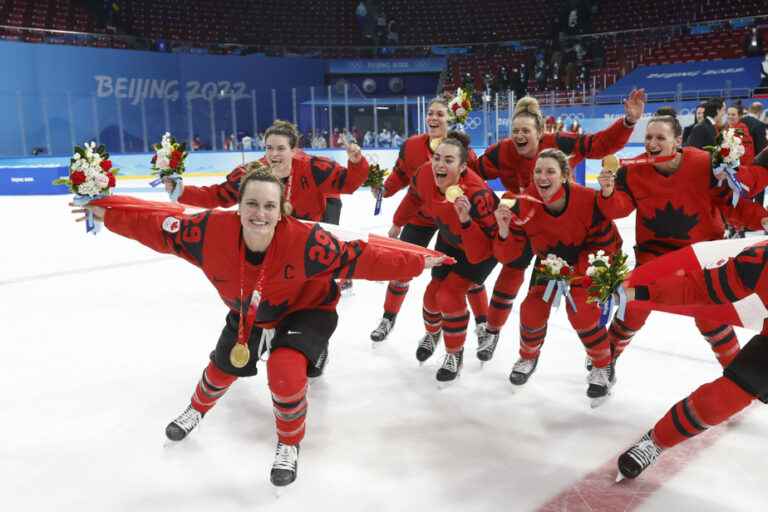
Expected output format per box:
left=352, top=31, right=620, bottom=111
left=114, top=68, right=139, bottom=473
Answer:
left=628, top=237, right=768, bottom=330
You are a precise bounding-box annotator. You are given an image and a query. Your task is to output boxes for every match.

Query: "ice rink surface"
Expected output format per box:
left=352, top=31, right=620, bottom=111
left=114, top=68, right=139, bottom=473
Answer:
left=2, top=179, right=767, bottom=511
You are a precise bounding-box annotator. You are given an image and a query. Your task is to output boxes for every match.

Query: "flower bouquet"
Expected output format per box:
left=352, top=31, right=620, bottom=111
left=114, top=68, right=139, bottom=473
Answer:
left=364, top=161, right=391, bottom=215
left=534, top=254, right=577, bottom=311
left=449, top=88, right=472, bottom=125
left=704, top=127, right=748, bottom=206
left=583, top=250, right=631, bottom=326
left=54, top=142, right=118, bottom=234
left=149, top=132, right=188, bottom=201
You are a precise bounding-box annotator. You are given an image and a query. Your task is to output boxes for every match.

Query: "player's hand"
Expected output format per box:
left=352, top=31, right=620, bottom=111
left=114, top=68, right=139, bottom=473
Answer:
left=494, top=205, right=512, bottom=239
left=388, top=225, right=402, bottom=239
left=454, top=195, right=471, bottom=223
left=70, top=203, right=106, bottom=222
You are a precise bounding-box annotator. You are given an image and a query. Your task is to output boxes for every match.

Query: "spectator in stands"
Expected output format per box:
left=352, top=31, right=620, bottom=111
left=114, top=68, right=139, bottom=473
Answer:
left=545, top=115, right=557, bottom=134
left=356, top=1, right=368, bottom=33
left=682, top=103, right=705, bottom=145
left=761, top=53, right=768, bottom=90
left=684, top=97, right=724, bottom=149
left=191, top=135, right=203, bottom=151
left=391, top=131, right=404, bottom=148
left=241, top=134, right=254, bottom=151
left=386, top=18, right=398, bottom=45
left=375, top=11, right=387, bottom=45
left=363, top=130, right=374, bottom=147
left=379, top=128, right=391, bottom=148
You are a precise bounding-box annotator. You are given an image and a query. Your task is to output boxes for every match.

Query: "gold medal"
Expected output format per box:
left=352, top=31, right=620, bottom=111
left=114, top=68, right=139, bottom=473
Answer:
left=230, top=343, right=251, bottom=368
left=500, top=198, right=517, bottom=208
left=602, top=154, right=620, bottom=174
left=445, top=185, right=465, bottom=203
left=429, top=137, right=443, bottom=152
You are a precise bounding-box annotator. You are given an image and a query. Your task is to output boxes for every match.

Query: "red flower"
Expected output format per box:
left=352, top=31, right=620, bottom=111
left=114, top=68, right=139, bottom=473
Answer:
left=451, top=103, right=460, bottom=112
left=720, top=147, right=730, bottom=157
left=70, top=170, right=86, bottom=185
left=171, top=149, right=183, bottom=161
left=582, top=276, right=593, bottom=287
left=100, top=160, right=112, bottom=171
left=559, top=266, right=570, bottom=276
left=106, top=172, right=116, bottom=187
left=169, top=156, right=180, bottom=169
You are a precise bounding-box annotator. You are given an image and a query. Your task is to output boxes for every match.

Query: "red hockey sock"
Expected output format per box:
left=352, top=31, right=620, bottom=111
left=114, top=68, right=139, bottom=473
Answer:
left=383, top=280, right=411, bottom=319
left=268, top=348, right=309, bottom=445
left=607, top=305, right=650, bottom=358
left=423, top=279, right=442, bottom=334
left=519, top=322, right=547, bottom=359
left=487, top=266, right=525, bottom=332
left=436, top=273, right=472, bottom=351
left=466, top=284, right=488, bottom=325
left=652, top=376, right=755, bottom=449
left=191, top=361, right=238, bottom=414
left=699, top=324, right=740, bottom=368
left=576, top=323, right=611, bottom=367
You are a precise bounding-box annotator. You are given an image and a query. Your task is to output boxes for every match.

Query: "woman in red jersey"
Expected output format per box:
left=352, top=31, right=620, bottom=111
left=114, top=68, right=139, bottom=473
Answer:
left=369, top=96, right=490, bottom=349
left=167, top=120, right=369, bottom=221
left=493, top=149, right=622, bottom=405
left=393, top=132, right=498, bottom=382
left=474, top=91, right=645, bottom=364
left=597, top=112, right=768, bottom=375
left=614, top=241, right=768, bottom=480
left=726, top=102, right=755, bottom=166
left=76, top=168, right=442, bottom=487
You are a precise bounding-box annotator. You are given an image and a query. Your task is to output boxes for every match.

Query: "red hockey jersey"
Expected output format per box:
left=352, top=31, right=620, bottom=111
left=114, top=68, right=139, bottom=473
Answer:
left=493, top=182, right=622, bottom=274
left=634, top=243, right=768, bottom=334
left=393, top=162, right=498, bottom=263
left=104, top=208, right=425, bottom=329
left=477, top=118, right=634, bottom=192
left=177, top=152, right=369, bottom=221
left=383, top=133, right=479, bottom=227
left=597, top=147, right=768, bottom=265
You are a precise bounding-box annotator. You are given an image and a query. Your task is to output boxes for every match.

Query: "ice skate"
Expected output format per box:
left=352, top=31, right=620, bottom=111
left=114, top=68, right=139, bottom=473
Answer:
left=165, top=405, right=203, bottom=441
left=617, top=431, right=663, bottom=480
left=509, top=357, right=538, bottom=385
left=416, top=331, right=441, bottom=364
left=270, top=442, right=299, bottom=487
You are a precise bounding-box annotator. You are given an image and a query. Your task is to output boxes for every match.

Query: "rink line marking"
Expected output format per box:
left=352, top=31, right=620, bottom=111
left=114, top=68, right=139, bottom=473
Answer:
left=0, top=257, right=171, bottom=286
left=535, top=412, right=751, bottom=511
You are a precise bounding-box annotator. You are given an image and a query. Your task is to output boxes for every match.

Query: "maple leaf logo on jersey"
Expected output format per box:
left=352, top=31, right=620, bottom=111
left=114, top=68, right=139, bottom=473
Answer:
left=310, top=157, right=334, bottom=186
left=642, top=202, right=699, bottom=239
left=541, top=240, right=581, bottom=267
left=435, top=217, right=462, bottom=247
left=255, top=298, right=290, bottom=323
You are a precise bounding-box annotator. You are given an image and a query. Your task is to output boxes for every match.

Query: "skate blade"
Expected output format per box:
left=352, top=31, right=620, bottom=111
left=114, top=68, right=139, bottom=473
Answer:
left=437, top=375, right=460, bottom=389
left=615, top=472, right=625, bottom=483
left=590, top=393, right=611, bottom=408
left=371, top=340, right=385, bottom=350
left=272, top=486, right=285, bottom=498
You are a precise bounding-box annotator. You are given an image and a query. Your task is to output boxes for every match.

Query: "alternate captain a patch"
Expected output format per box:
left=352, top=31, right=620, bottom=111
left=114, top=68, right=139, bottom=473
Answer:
left=162, top=216, right=181, bottom=233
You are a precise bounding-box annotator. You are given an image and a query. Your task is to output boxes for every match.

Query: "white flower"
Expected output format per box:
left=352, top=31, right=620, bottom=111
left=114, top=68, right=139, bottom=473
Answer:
left=454, top=107, right=466, bottom=118
left=95, top=173, right=109, bottom=188
left=73, top=153, right=81, bottom=161
left=586, top=266, right=596, bottom=276
left=156, top=156, right=170, bottom=169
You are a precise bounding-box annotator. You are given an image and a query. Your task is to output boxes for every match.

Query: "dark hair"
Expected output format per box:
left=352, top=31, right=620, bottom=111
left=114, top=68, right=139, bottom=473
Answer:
left=439, top=131, right=471, bottom=164
left=512, top=96, right=544, bottom=133
left=655, top=106, right=677, bottom=117
left=703, top=97, right=725, bottom=119
left=537, top=148, right=572, bottom=182
left=239, top=165, right=293, bottom=215
left=264, top=120, right=299, bottom=149
left=729, top=100, right=745, bottom=117
left=648, top=113, right=682, bottom=138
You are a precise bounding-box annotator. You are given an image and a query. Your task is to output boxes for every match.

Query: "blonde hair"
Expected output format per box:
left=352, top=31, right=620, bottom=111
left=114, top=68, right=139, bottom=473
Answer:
left=513, top=96, right=544, bottom=134
left=239, top=165, right=293, bottom=215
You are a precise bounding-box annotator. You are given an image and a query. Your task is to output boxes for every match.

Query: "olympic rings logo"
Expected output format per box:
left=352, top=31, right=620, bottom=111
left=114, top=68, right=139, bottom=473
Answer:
left=464, top=116, right=481, bottom=129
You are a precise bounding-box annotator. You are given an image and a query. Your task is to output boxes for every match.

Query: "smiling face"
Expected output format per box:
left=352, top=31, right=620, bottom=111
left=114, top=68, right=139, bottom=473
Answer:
left=238, top=180, right=282, bottom=243
left=533, top=156, right=566, bottom=202
left=265, top=134, right=295, bottom=176
left=426, top=101, right=450, bottom=139
left=645, top=120, right=680, bottom=158
left=431, top=142, right=466, bottom=193
left=511, top=115, right=541, bottom=158
left=727, top=107, right=740, bottom=127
